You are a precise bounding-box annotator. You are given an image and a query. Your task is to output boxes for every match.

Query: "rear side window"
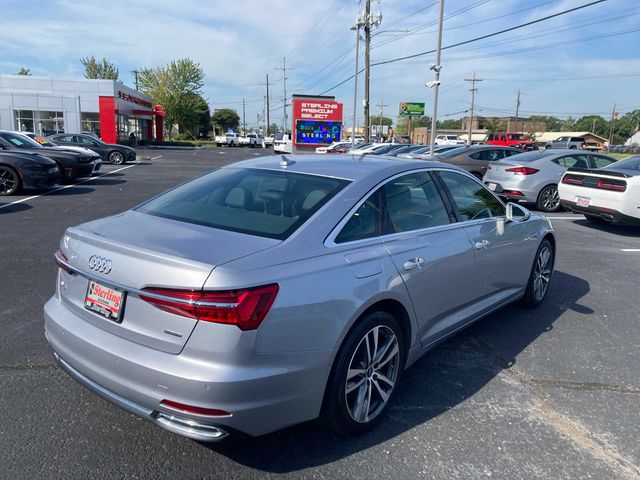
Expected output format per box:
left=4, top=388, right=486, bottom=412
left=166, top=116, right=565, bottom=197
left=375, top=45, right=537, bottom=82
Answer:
left=556, top=154, right=589, bottom=168
left=469, top=149, right=504, bottom=161
left=438, top=171, right=505, bottom=221
left=592, top=155, right=616, bottom=168
left=137, top=168, right=350, bottom=240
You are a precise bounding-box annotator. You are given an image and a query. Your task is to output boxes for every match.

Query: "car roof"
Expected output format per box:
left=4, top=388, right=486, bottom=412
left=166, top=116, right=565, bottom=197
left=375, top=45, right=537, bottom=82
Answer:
left=226, top=154, right=455, bottom=181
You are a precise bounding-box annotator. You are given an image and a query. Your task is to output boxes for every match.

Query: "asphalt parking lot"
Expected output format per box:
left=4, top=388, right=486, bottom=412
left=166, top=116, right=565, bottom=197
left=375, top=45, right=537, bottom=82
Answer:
left=1, top=147, right=639, bottom=479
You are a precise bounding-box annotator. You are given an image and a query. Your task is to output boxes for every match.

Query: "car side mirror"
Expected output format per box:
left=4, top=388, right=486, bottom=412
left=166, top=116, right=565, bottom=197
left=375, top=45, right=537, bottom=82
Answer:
left=506, top=202, right=531, bottom=222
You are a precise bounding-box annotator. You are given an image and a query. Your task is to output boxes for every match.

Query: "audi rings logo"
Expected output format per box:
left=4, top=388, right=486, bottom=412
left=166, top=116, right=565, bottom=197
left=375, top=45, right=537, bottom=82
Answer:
left=88, top=255, right=112, bottom=274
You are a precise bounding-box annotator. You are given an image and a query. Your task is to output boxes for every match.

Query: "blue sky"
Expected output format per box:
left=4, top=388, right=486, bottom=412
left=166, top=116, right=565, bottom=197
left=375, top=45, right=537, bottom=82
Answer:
left=1, top=0, right=639, bottom=130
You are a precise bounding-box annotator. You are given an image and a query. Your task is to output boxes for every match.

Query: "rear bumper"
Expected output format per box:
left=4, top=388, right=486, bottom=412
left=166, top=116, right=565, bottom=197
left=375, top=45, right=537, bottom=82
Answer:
left=561, top=200, right=640, bottom=226
left=44, top=295, right=331, bottom=439
left=484, top=181, right=539, bottom=203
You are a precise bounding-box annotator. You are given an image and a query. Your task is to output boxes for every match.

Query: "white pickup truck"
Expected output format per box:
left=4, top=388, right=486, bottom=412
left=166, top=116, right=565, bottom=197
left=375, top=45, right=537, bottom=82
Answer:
left=239, top=133, right=260, bottom=148
left=215, top=132, right=240, bottom=147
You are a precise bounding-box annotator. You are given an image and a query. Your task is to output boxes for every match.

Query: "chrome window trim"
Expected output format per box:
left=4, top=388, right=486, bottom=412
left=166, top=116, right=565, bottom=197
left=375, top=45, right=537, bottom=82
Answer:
left=53, top=251, right=238, bottom=308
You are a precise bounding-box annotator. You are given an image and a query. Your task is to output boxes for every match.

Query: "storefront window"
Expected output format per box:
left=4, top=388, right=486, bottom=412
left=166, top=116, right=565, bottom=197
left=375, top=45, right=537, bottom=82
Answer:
left=34, top=111, right=64, bottom=136
left=15, top=110, right=34, bottom=133
left=81, top=112, right=101, bottom=136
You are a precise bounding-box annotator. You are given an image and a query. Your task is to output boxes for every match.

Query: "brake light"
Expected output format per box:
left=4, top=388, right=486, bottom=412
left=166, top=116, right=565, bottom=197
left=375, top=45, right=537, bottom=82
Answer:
left=54, top=249, right=74, bottom=275
left=562, top=175, right=584, bottom=185
left=505, top=167, right=539, bottom=175
left=140, top=284, right=279, bottom=331
left=502, top=190, right=524, bottom=196
left=160, top=399, right=230, bottom=417
left=597, top=179, right=626, bottom=191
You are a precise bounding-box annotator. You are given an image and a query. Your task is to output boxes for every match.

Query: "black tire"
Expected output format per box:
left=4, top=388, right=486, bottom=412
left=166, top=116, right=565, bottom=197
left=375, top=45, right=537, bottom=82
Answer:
left=0, top=166, right=21, bottom=196
left=322, top=311, right=405, bottom=436
left=109, top=151, right=125, bottom=165
left=521, top=239, right=554, bottom=308
left=536, top=185, right=561, bottom=212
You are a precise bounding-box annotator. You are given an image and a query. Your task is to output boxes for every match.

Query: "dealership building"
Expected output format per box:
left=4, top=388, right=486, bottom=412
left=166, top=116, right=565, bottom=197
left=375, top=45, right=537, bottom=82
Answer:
left=0, top=74, right=164, bottom=143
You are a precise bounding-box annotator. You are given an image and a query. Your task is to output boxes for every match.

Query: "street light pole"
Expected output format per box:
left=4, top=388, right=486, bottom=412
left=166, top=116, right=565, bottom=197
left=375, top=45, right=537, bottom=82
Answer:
left=428, top=0, right=445, bottom=154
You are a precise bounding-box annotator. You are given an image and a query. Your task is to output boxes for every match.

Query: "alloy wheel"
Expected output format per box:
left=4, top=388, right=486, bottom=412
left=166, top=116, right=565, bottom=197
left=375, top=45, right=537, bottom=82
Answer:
left=345, top=325, right=400, bottom=423
left=110, top=151, right=124, bottom=164
left=533, top=245, right=552, bottom=302
left=541, top=186, right=560, bottom=211
left=0, top=167, right=19, bottom=195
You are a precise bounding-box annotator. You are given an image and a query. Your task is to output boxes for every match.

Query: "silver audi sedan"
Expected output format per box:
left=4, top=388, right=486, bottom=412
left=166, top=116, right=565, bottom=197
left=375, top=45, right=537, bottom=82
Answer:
left=45, top=154, right=555, bottom=441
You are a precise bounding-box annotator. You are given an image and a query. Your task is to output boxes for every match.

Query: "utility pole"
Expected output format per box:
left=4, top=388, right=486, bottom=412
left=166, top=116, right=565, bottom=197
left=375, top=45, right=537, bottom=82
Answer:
left=464, top=72, right=482, bottom=146
left=242, top=98, right=246, bottom=135
left=514, top=89, right=521, bottom=132
left=274, top=57, right=294, bottom=132
left=363, top=0, right=382, bottom=142
left=376, top=99, right=388, bottom=141
left=609, top=103, right=617, bottom=145
left=351, top=13, right=365, bottom=150
left=131, top=69, right=139, bottom=91
left=264, top=74, right=272, bottom=135
left=428, top=0, right=445, bottom=153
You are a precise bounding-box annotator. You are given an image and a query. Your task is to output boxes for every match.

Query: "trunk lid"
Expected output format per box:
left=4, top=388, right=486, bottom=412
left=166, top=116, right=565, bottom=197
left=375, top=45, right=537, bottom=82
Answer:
left=486, top=160, right=524, bottom=181
left=58, top=211, right=280, bottom=354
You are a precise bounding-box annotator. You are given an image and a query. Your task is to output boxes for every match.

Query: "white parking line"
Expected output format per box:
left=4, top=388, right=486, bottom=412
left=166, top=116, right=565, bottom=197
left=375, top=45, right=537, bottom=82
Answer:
left=0, top=164, right=136, bottom=210
left=621, top=249, right=640, bottom=252
left=150, top=155, right=163, bottom=160
left=545, top=216, right=581, bottom=220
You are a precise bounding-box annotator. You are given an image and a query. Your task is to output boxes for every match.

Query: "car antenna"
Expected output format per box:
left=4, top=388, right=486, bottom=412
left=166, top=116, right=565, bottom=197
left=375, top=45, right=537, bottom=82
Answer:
left=280, top=155, right=295, bottom=168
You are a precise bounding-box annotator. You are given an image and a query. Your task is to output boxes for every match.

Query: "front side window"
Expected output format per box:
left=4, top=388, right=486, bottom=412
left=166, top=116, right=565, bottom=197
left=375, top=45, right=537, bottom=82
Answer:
left=438, top=170, right=505, bottom=222
left=77, top=135, right=97, bottom=145
left=137, top=168, right=349, bottom=240
left=383, top=172, right=451, bottom=233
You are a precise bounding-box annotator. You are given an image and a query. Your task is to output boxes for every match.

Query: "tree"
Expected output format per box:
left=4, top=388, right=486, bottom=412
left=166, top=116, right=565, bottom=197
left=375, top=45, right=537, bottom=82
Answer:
left=529, top=115, right=562, bottom=131
left=16, top=67, right=31, bottom=76
left=268, top=123, right=279, bottom=135
left=370, top=115, right=393, bottom=126
left=437, top=119, right=462, bottom=129
left=574, top=115, right=608, bottom=137
left=138, top=58, right=205, bottom=138
left=212, top=109, right=240, bottom=134
left=180, top=93, right=210, bottom=138
left=483, top=117, right=505, bottom=132
left=561, top=116, right=576, bottom=131
left=81, top=56, right=119, bottom=80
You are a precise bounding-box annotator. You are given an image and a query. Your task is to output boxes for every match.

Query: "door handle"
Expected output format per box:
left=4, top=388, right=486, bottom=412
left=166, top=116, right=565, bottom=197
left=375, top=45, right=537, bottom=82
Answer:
left=474, top=239, right=491, bottom=250
left=403, top=257, right=425, bottom=271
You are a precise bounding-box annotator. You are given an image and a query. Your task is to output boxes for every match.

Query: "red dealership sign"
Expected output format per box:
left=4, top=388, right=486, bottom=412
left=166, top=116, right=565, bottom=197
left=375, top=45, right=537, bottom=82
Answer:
left=292, top=99, right=343, bottom=122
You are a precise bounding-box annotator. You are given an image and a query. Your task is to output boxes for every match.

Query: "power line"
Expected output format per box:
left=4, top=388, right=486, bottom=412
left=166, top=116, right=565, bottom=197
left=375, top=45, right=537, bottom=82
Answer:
left=318, top=0, right=606, bottom=94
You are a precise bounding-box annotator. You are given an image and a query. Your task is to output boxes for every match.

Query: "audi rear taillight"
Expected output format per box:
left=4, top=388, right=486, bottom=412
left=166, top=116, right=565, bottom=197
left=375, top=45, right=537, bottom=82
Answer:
left=597, top=179, right=626, bottom=191
left=54, top=249, right=74, bottom=275
left=140, top=284, right=279, bottom=331
left=505, top=167, right=539, bottom=175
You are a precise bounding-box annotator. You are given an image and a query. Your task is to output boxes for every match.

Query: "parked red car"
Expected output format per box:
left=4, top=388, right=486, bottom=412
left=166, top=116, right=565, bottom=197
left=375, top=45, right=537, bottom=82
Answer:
left=486, top=132, right=536, bottom=151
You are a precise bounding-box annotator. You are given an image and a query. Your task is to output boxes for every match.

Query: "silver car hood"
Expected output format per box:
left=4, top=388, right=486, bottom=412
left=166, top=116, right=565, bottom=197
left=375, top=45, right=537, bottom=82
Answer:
left=75, top=210, right=281, bottom=268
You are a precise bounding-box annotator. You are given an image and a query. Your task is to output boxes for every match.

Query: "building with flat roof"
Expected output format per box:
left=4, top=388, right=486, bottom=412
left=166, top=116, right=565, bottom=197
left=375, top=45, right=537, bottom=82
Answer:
left=0, top=74, right=163, bottom=143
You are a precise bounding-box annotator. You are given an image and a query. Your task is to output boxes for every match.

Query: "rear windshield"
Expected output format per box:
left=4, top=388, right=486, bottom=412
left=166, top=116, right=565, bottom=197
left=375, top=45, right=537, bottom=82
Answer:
left=604, top=156, right=640, bottom=172
left=437, top=146, right=468, bottom=158
left=137, top=168, right=350, bottom=240
left=502, top=151, right=553, bottom=162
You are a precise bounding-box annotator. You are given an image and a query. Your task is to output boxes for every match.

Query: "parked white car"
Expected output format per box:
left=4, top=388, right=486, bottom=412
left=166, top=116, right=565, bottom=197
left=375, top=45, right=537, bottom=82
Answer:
left=435, top=135, right=465, bottom=146
left=215, top=132, right=240, bottom=147
left=273, top=132, right=292, bottom=154
left=239, top=133, right=260, bottom=147
left=263, top=134, right=275, bottom=148
left=559, top=155, right=640, bottom=226
left=315, top=141, right=350, bottom=154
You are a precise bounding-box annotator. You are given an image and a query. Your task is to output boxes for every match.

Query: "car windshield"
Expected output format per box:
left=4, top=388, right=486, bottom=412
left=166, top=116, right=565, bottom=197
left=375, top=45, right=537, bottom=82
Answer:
left=447, top=136, right=459, bottom=140
left=24, top=133, right=57, bottom=147
left=137, top=168, right=350, bottom=240
left=604, top=156, right=640, bottom=172
left=0, top=132, right=44, bottom=149
left=437, top=146, right=468, bottom=158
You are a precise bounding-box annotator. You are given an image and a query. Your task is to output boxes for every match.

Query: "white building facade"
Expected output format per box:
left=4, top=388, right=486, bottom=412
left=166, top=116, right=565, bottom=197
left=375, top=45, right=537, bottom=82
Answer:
left=0, top=74, right=164, bottom=143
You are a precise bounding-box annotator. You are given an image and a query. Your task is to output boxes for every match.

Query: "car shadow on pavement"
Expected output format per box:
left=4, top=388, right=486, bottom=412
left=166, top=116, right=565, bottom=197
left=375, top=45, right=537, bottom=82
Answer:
left=573, top=219, right=640, bottom=237
left=85, top=178, right=126, bottom=186
left=0, top=203, right=32, bottom=213
left=208, top=270, right=590, bottom=473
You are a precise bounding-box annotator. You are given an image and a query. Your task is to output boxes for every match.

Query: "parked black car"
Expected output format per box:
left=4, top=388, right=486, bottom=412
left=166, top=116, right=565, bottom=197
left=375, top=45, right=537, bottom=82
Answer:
left=48, top=133, right=136, bottom=164
left=0, top=131, right=96, bottom=181
left=432, top=145, right=523, bottom=179
left=0, top=151, right=59, bottom=195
